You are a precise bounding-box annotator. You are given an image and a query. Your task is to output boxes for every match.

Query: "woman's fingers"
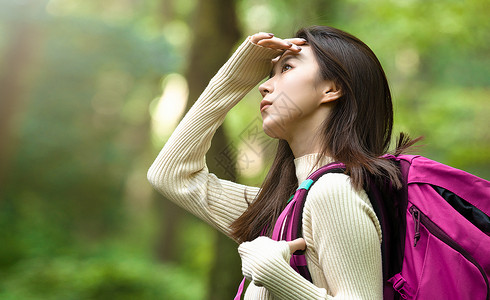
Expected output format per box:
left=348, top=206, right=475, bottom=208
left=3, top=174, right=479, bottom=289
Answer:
left=287, top=238, right=306, bottom=253
left=250, top=33, right=307, bottom=53
left=249, top=32, right=274, bottom=44
left=257, top=37, right=302, bottom=52
left=284, top=37, right=308, bottom=45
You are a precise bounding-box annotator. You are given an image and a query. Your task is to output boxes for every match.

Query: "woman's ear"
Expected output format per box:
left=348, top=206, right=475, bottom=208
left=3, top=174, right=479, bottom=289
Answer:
left=320, top=83, right=342, bottom=104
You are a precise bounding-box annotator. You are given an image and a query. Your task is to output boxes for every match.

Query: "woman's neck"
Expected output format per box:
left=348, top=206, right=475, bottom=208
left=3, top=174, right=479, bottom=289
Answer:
left=289, top=137, right=322, bottom=158
left=284, top=104, right=331, bottom=158
left=293, top=153, right=334, bottom=184
left=286, top=123, right=326, bottom=158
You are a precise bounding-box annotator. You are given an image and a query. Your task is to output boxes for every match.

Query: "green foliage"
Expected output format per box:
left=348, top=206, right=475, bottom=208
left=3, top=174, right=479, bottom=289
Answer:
left=0, top=1, right=189, bottom=297
left=0, top=0, right=178, bottom=259
left=0, top=254, right=204, bottom=300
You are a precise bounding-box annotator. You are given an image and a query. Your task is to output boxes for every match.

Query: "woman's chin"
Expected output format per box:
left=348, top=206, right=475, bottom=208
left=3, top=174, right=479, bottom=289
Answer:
left=262, top=122, right=283, bottom=139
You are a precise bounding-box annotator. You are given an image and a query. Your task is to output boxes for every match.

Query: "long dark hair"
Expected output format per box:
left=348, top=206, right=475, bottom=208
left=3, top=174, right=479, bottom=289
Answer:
left=231, top=25, right=418, bottom=243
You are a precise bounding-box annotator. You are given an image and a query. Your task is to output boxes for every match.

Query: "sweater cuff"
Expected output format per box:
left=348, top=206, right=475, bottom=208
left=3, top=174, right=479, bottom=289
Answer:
left=238, top=237, right=327, bottom=299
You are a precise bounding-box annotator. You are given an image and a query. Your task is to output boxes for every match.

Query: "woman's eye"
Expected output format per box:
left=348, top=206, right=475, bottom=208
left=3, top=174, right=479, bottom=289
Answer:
left=281, top=64, right=292, bottom=73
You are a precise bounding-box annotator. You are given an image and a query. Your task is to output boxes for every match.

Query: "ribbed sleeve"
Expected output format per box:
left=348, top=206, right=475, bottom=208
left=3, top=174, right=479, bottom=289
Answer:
left=147, top=37, right=281, bottom=238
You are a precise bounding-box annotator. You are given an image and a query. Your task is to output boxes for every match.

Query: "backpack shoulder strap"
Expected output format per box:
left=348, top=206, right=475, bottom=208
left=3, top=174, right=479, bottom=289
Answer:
left=271, top=162, right=347, bottom=243
left=288, top=162, right=347, bottom=244
left=269, top=162, right=346, bottom=283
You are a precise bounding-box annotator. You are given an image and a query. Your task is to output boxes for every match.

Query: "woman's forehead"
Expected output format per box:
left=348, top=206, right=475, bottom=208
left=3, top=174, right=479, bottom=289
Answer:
left=271, top=46, right=311, bottom=65
left=269, top=46, right=315, bottom=79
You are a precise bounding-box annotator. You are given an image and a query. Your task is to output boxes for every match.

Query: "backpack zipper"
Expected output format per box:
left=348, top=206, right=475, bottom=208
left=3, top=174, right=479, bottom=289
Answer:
left=409, top=205, right=489, bottom=299
left=410, top=206, right=421, bottom=246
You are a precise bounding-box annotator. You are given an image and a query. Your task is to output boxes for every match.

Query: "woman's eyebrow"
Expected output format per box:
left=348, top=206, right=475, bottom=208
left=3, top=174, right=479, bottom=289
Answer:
left=269, top=54, right=298, bottom=78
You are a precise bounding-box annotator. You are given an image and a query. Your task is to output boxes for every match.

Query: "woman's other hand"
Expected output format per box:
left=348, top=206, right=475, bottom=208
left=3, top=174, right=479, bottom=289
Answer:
left=249, top=32, right=307, bottom=53
left=238, top=236, right=307, bottom=287
left=288, top=238, right=306, bottom=254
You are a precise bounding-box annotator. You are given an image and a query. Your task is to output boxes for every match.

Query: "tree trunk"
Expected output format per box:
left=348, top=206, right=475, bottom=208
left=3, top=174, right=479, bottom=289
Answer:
left=0, top=3, right=44, bottom=194
left=184, top=0, right=242, bottom=299
left=154, top=0, right=242, bottom=298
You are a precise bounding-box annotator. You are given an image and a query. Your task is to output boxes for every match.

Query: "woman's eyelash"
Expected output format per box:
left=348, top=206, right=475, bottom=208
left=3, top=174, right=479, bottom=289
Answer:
left=281, top=64, right=292, bottom=73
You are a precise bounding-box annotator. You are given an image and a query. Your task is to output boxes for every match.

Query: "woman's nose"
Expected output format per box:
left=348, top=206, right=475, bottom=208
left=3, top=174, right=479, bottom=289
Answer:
left=259, top=78, right=273, bottom=98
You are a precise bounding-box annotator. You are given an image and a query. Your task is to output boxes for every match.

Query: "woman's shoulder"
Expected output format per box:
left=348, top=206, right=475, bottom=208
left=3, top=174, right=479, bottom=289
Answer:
left=306, top=172, right=368, bottom=204
left=303, top=172, right=382, bottom=242
left=303, top=172, right=376, bottom=222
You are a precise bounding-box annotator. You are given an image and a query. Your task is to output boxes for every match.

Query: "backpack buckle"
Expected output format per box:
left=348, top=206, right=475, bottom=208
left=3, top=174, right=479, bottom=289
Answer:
left=388, top=274, right=413, bottom=299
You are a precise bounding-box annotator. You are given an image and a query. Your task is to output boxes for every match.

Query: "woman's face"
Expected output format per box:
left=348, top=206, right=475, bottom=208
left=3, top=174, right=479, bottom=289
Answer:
left=258, top=46, right=336, bottom=140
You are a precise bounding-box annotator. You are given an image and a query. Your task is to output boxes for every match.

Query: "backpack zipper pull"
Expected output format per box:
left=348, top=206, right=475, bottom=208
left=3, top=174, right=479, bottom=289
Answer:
left=410, top=206, right=421, bottom=247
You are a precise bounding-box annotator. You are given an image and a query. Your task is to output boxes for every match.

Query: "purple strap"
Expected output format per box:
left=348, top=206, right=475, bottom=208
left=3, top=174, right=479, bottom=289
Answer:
left=272, top=162, right=346, bottom=280
left=234, top=277, right=246, bottom=300
left=272, top=162, right=346, bottom=241
left=272, top=199, right=296, bottom=240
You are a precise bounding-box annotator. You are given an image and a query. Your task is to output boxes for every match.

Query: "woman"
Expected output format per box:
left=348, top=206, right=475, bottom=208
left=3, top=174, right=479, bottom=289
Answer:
left=148, top=25, right=411, bottom=299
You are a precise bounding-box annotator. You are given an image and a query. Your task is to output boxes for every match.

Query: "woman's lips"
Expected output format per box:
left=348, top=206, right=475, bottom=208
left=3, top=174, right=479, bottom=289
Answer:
left=261, top=104, right=271, bottom=112
left=260, top=99, right=273, bottom=112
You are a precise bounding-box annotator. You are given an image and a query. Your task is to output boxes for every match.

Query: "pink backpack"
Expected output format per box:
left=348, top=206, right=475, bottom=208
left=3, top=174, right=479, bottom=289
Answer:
left=271, top=155, right=490, bottom=299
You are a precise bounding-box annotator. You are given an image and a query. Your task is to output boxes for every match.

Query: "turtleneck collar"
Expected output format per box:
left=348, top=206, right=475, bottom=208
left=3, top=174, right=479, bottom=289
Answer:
left=293, top=153, right=335, bottom=185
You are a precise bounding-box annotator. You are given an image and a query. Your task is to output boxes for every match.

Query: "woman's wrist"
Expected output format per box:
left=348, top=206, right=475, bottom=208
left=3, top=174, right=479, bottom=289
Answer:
left=208, top=37, right=281, bottom=88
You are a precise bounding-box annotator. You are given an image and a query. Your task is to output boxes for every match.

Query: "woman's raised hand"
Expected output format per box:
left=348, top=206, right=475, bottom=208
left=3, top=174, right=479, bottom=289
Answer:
left=249, top=32, right=307, bottom=53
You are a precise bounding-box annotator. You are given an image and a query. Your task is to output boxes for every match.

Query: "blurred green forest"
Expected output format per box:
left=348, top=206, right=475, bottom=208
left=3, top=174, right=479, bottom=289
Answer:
left=0, top=0, right=488, bottom=299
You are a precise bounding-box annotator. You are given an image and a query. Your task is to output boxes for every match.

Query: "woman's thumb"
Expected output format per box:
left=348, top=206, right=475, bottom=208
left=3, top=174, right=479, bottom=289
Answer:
left=287, top=238, right=306, bottom=253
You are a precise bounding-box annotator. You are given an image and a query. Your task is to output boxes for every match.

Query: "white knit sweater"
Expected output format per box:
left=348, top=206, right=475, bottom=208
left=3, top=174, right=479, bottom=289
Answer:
left=147, top=37, right=383, bottom=299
